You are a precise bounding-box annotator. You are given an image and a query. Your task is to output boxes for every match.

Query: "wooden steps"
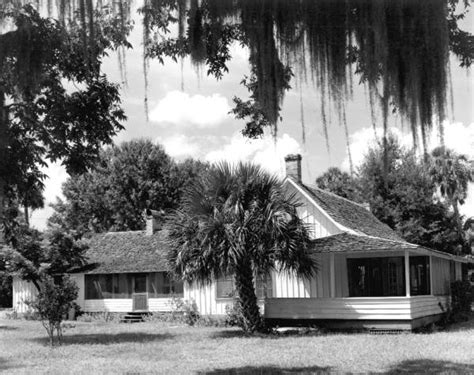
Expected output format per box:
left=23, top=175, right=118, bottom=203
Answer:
left=120, top=311, right=148, bottom=323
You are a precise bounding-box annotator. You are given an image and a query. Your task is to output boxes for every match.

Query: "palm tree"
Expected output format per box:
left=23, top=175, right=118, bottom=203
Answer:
left=166, top=162, right=317, bottom=333
left=429, top=147, right=473, bottom=249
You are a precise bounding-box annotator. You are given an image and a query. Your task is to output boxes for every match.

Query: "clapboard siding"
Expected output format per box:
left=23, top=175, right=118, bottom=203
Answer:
left=184, top=281, right=265, bottom=316
left=264, top=295, right=450, bottom=320
left=264, top=297, right=412, bottom=320
left=285, top=183, right=341, bottom=239
left=84, top=298, right=176, bottom=312
left=84, top=299, right=133, bottom=312
left=432, top=257, right=451, bottom=295
left=410, top=296, right=449, bottom=319
left=273, top=254, right=331, bottom=298
left=184, top=281, right=231, bottom=315
left=12, top=277, right=38, bottom=313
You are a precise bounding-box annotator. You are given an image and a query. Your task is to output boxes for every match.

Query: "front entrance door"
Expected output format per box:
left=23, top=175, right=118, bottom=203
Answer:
left=132, top=274, right=148, bottom=311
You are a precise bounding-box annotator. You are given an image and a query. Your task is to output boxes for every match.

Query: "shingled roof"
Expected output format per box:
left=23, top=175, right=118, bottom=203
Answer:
left=311, top=233, right=418, bottom=253
left=311, top=233, right=473, bottom=262
left=73, top=230, right=168, bottom=274
left=298, top=183, right=403, bottom=242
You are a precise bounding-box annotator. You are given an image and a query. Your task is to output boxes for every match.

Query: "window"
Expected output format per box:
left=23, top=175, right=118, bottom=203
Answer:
left=148, top=272, right=184, bottom=297
left=86, top=272, right=183, bottom=299
left=410, top=256, right=430, bottom=295
left=347, top=257, right=405, bottom=297
left=216, top=274, right=272, bottom=299
left=216, top=275, right=235, bottom=299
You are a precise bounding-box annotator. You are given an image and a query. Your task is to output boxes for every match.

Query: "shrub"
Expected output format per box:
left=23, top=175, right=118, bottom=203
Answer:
left=450, top=280, right=473, bottom=318
left=225, top=302, right=245, bottom=328
left=29, top=275, right=78, bottom=346
left=439, top=280, right=473, bottom=326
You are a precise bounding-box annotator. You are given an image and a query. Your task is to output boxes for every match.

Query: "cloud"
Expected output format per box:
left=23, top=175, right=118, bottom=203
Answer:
left=342, top=121, right=474, bottom=171
left=205, top=133, right=301, bottom=177
left=29, top=162, right=69, bottom=230
left=156, top=134, right=201, bottom=159
left=149, top=90, right=231, bottom=128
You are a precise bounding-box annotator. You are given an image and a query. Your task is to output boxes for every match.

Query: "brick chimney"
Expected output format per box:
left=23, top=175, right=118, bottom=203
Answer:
left=145, top=209, right=162, bottom=235
left=285, top=154, right=302, bottom=183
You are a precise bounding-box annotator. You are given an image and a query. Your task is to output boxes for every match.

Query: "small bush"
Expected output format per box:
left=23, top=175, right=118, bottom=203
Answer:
left=29, top=275, right=78, bottom=346
left=225, top=302, right=245, bottom=328
left=439, top=280, right=473, bottom=326
left=5, top=309, right=19, bottom=320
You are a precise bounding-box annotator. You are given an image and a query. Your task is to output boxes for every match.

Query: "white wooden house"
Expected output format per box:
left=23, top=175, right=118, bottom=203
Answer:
left=12, top=154, right=472, bottom=330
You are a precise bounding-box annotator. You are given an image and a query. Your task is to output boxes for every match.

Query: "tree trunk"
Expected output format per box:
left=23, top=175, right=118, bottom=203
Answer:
left=24, top=202, right=29, bottom=228
left=452, top=200, right=464, bottom=254
left=0, top=91, right=8, bottom=244
left=233, top=258, right=265, bottom=333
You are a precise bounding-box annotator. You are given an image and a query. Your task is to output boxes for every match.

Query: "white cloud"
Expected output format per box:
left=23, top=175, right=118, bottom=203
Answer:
left=29, top=162, right=69, bottom=230
left=156, top=134, right=201, bottom=159
left=205, top=133, right=301, bottom=177
left=149, top=90, right=231, bottom=128
left=343, top=121, right=474, bottom=171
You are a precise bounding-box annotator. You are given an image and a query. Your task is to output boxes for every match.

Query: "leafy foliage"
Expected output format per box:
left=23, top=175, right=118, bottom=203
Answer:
left=1, top=217, right=87, bottom=291
left=315, top=135, right=469, bottom=254
left=0, top=4, right=128, bottom=237
left=49, top=140, right=209, bottom=234
left=142, top=0, right=474, bottom=148
left=29, top=275, right=78, bottom=346
left=315, top=167, right=363, bottom=203
left=166, top=162, right=317, bottom=333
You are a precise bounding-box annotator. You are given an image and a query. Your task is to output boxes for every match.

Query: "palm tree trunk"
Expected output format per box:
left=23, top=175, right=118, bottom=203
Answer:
left=234, top=257, right=265, bottom=333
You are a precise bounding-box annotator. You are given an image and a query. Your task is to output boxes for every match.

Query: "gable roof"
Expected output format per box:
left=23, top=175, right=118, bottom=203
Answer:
left=288, top=178, right=402, bottom=242
left=72, top=230, right=168, bottom=274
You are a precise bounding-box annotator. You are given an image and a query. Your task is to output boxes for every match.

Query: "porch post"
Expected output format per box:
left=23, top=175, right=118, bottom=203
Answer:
left=404, top=250, right=410, bottom=297
left=429, top=255, right=433, bottom=295
left=330, top=253, right=335, bottom=298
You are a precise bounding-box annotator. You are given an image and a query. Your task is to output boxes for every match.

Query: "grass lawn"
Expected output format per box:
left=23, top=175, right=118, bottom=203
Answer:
left=1, top=317, right=473, bottom=374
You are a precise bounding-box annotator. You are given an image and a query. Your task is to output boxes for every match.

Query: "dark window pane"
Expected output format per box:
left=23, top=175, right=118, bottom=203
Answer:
left=133, top=274, right=147, bottom=293
left=410, top=256, right=430, bottom=295
left=348, top=257, right=405, bottom=297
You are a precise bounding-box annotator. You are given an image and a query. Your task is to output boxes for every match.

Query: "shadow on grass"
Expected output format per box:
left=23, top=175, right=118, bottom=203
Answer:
left=0, top=325, right=17, bottom=330
left=32, top=332, right=174, bottom=346
left=198, top=366, right=332, bottom=374
left=0, top=358, right=22, bottom=372
left=386, top=359, right=474, bottom=374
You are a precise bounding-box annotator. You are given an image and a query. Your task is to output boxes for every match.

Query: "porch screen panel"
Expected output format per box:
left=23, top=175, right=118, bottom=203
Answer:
left=85, top=274, right=131, bottom=299
left=148, top=272, right=184, bottom=297
left=410, top=256, right=430, bottom=295
left=347, top=257, right=405, bottom=297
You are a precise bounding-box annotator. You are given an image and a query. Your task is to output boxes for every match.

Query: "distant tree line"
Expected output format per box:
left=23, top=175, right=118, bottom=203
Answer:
left=315, top=135, right=473, bottom=254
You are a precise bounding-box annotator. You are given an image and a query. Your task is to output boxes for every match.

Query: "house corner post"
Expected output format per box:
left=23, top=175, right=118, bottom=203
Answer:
left=429, top=255, right=433, bottom=295
left=404, top=250, right=410, bottom=297
left=330, top=253, right=336, bottom=298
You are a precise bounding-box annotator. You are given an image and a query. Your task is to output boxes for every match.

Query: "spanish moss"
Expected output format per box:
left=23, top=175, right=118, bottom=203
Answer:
left=2, top=0, right=473, bottom=154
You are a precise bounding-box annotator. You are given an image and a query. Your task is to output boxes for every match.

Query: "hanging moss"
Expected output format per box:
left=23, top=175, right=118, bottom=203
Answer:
left=2, top=0, right=473, bottom=153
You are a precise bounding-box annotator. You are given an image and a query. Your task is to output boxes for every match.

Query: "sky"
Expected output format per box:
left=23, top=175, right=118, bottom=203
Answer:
left=29, top=4, right=474, bottom=230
